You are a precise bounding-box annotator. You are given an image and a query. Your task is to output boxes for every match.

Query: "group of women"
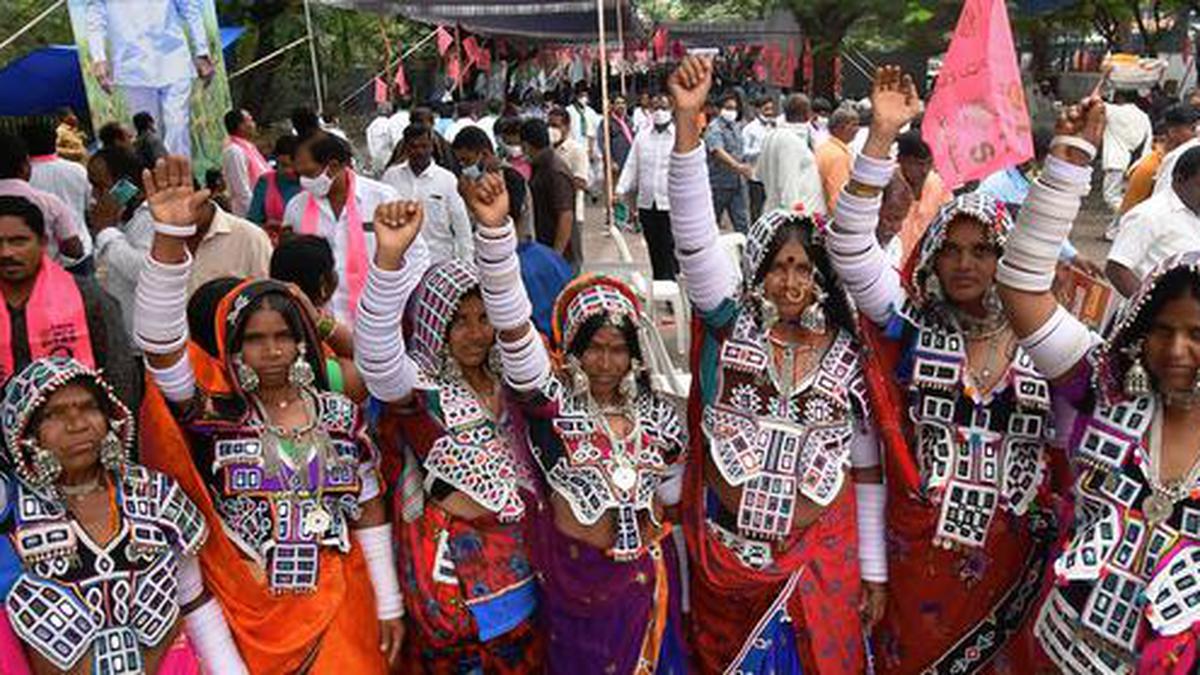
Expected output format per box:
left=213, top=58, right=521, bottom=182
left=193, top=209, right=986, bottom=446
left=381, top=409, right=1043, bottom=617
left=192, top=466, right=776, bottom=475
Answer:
left=0, top=55, right=1199, bottom=675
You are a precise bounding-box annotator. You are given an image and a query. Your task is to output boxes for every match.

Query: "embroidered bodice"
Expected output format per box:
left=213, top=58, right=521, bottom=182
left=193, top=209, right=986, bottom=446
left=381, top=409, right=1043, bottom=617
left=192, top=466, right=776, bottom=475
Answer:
left=703, top=312, right=869, bottom=541
left=1036, top=392, right=1200, bottom=674
left=415, top=370, right=536, bottom=522
left=903, top=313, right=1054, bottom=549
left=3, top=467, right=206, bottom=673
left=190, top=388, right=375, bottom=594
left=529, top=374, right=685, bottom=561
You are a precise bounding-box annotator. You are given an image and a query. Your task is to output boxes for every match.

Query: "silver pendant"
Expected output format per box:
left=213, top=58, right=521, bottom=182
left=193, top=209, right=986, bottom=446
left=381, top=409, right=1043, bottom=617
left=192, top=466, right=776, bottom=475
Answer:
left=611, top=465, right=637, bottom=492
left=1143, top=492, right=1176, bottom=527
left=304, top=505, right=332, bottom=534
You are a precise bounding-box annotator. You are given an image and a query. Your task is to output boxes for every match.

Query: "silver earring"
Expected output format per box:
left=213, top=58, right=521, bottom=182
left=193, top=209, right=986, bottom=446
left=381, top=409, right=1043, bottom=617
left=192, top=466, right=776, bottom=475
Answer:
left=1123, top=342, right=1151, bottom=397
left=566, top=355, right=589, bottom=396
left=99, top=431, right=126, bottom=472
left=620, top=359, right=641, bottom=402
left=17, top=441, right=62, bottom=491
left=760, top=297, right=780, bottom=332
left=799, top=289, right=828, bottom=334
left=1191, top=368, right=1200, bottom=397
left=234, top=353, right=259, bottom=392
left=289, top=342, right=316, bottom=388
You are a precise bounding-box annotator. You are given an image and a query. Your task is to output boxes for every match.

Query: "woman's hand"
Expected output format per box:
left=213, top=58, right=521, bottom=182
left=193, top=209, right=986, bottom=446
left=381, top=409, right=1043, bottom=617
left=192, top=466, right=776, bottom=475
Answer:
left=373, top=200, right=424, bottom=270
left=667, top=55, right=713, bottom=115
left=1051, top=96, right=1106, bottom=167
left=378, top=617, right=404, bottom=666
left=143, top=156, right=209, bottom=235
left=869, top=65, right=921, bottom=138
left=459, top=171, right=510, bottom=230
left=859, top=581, right=887, bottom=634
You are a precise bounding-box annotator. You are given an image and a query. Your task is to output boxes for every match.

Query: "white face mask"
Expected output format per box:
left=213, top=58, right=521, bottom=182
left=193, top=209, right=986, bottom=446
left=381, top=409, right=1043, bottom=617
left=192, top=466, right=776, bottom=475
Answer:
left=720, top=109, right=738, bottom=123
left=301, top=168, right=333, bottom=198
left=577, top=95, right=589, bottom=106
left=652, top=110, right=672, bottom=127
left=505, top=143, right=524, bottom=158
left=549, top=127, right=564, bottom=145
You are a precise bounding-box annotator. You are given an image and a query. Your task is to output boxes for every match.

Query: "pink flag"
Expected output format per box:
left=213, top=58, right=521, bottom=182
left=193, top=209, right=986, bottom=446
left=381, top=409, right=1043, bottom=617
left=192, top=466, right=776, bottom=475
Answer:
left=393, top=61, right=410, bottom=96
left=476, top=44, right=492, bottom=72
left=373, top=76, right=387, bottom=104
left=435, top=25, right=454, bottom=56
left=922, top=0, right=1033, bottom=188
left=446, top=52, right=462, bottom=84
left=463, top=36, right=482, bottom=65
left=651, top=27, right=668, bottom=60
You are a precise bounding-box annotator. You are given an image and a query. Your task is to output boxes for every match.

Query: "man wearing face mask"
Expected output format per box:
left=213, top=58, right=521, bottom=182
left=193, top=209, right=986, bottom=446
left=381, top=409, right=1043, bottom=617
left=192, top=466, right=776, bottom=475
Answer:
left=282, top=133, right=398, bottom=323
left=758, top=93, right=826, bottom=216
left=497, top=117, right=531, bottom=180
left=741, top=96, right=779, bottom=223
left=566, top=82, right=601, bottom=158
left=451, top=126, right=531, bottom=238
left=383, top=123, right=473, bottom=266
left=548, top=108, right=590, bottom=264
left=616, top=94, right=678, bottom=281
left=704, top=91, right=752, bottom=233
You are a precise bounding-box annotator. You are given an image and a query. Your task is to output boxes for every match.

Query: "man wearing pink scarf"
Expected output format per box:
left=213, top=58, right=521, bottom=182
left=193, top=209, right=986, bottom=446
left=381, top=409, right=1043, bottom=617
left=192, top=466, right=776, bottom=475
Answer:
left=220, top=108, right=268, bottom=217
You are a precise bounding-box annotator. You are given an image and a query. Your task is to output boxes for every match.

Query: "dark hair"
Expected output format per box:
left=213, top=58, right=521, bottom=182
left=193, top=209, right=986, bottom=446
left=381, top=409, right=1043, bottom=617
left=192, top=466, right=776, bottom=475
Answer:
left=0, top=132, right=29, bottom=179
left=566, top=312, right=651, bottom=392
left=55, top=107, right=74, bottom=122
left=188, top=276, right=242, bottom=357
left=90, top=146, right=144, bottom=189
left=520, top=118, right=550, bottom=150
left=304, top=133, right=352, bottom=165
left=1174, top=146, right=1200, bottom=183
left=204, top=168, right=225, bottom=190
left=273, top=134, right=300, bottom=158
left=495, top=116, right=521, bottom=138
left=0, top=195, right=46, bottom=238
left=98, top=122, right=128, bottom=147
left=547, top=106, right=570, bottom=125
left=1032, top=127, right=1053, bottom=163
left=270, top=234, right=335, bottom=305
left=133, top=112, right=155, bottom=134
left=1111, top=266, right=1200, bottom=378
left=21, top=121, right=57, bottom=157
left=291, top=107, right=321, bottom=140
left=402, top=122, right=432, bottom=144
left=752, top=218, right=858, bottom=339
left=897, top=130, right=932, bottom=161
left=411, top=106, right=435, bottom=126
left=227, top=292, right=310, bottom=358
left=812, top=97, right=833, bottom=115
left=719, top=91, right=740, bottom=108
left=451, top=126, right=493, bottom=154
left=224, top=109, right=245, bottom=135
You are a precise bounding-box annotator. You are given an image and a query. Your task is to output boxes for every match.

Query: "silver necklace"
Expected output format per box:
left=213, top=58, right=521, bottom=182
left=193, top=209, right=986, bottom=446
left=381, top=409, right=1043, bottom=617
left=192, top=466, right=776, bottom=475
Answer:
left=1144, top=407, right=1200, bottom=527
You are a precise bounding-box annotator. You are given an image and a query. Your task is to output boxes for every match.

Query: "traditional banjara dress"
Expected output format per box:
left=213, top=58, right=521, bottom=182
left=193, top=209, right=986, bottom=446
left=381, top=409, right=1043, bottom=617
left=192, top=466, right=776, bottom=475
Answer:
left=354, top=255, right=542, bottom=673
left=0, top=358, right=207, bottom=674
left=827, top=155, right=1059, bottom=673
left=999, top=148, right=1200, bottom=672
left=141, top=279, right=390, bottom=674
left=667, top=146, right=888, bottom=674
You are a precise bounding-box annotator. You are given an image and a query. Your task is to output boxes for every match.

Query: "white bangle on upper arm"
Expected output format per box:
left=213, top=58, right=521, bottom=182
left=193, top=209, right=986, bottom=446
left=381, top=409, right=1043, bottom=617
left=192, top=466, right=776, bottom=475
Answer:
left=147, top=356, right=196, bottom=403
left=855, top=482, right=887, bottom=583
left=353, top=524, right=404, bottom=620
left=1018, top=305, right=1097, bottom=379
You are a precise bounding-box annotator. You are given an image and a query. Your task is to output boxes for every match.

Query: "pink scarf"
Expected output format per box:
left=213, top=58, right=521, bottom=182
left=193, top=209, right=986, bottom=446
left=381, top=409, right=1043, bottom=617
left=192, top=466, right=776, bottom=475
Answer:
left=224, top=136, right=269, bottom=187
left=263, top=170, right=286, bottom=223
left=613, top=115, right=633, bottom=145
left=0, top=256, right=93, bottom=382
left=300, top=170, right=367, bottom=321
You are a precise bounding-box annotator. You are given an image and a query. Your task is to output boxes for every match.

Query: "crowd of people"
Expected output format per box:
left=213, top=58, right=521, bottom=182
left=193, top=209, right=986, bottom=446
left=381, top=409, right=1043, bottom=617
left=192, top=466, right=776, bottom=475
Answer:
left=2, top=48, right=1200, bottom=675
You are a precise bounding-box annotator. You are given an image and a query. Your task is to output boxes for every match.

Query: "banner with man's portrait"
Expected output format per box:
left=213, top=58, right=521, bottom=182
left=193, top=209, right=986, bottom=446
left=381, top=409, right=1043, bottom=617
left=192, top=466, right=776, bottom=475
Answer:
left=66, top=0, right=232, bottom=175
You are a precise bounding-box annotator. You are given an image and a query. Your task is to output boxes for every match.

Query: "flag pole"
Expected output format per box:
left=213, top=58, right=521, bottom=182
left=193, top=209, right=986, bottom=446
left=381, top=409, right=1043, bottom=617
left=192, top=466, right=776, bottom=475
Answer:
left=616, top=0, right=627, bottom=97
left=302, top=0, right=324, bottom=114
left=596, top=0, right=615, bottom=232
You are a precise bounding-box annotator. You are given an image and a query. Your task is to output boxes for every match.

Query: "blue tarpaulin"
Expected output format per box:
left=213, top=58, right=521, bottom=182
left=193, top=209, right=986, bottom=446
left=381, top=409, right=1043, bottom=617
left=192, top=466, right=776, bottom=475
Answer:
left=0, top=26, right=245, bottom=117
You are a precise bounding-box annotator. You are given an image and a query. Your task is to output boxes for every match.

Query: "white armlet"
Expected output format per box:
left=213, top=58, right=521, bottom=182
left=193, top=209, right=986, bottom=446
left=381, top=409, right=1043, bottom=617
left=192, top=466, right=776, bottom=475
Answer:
left=1018, top=305, right=1099, bottom=380
left=176, top=556, right=204, bottom=606
left=358, top=465, right=381, bottom=503
left=134, top=250, right=192, bottom=354
left=353, top=524, right=404, bottom=620
left=354, top=261, right=422, bottom=402
left=476, top=223, right=533, bottom=331
left=997, top=155, right=1092, bottom=293
left=184, top=597, right=249, bottom=675
left=828, top=190, right=905, bottom=325
left=147, top=355, right=196, bottom=403
left=669, top=145, right=738, bottom=311
left=855, top=482, right=887, bottom=583
left=498, top=327, right=551, bottom=392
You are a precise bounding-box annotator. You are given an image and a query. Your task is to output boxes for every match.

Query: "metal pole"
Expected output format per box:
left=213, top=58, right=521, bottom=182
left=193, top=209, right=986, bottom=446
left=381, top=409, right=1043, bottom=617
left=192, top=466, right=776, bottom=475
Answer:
left=229, top=35, right=309, bottom=80
left=615, top=0, right=626, bottom=97
left=302, top=0, right=324, bottom=114
left=0, top=0, right=65, bottom=55
left=596, top=0, right=615, bottom=232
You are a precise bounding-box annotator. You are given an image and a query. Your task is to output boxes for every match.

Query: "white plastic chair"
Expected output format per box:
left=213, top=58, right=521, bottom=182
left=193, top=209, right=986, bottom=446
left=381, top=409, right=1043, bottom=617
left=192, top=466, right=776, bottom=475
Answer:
left=607, top=226, right=690, bottom=355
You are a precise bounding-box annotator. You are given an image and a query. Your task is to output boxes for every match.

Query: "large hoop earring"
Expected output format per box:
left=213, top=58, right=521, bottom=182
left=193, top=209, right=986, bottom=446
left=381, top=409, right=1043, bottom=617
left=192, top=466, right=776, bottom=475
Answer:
left=234, top=353, right=259, bottom=392
left=288, top=342, right=316, bottom=389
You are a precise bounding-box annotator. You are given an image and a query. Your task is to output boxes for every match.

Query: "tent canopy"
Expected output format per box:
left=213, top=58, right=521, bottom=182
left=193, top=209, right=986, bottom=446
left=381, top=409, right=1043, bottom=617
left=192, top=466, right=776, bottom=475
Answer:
left=0, top=26, right=245, bottom=117
left=317, top=0, right=640, bottom=42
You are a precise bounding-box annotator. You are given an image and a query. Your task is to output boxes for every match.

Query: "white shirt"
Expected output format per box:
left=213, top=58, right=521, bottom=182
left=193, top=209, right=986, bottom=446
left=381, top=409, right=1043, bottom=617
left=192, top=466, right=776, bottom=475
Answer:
left=1102, top=103, right=1153, bottom=172
left=282, top=175, right=394, bottom=323
left=381, top=162, right=473, bottom=266
left=758, top=122, right=827, bottom=216
left=221, top=142, right=254, bottom=217
left=28, top=157, right=94, bottom=258
left=1108, top=187, right=1200, bottom=279
left=94, top=203, right=155, bottom=338
left=555, top=139, right=590, bottom=222
left=365, top=115, right=395, bottom=175
left=444, top=118, right=475, bottom=144
left=631, top=107, right=653, bottom=135
left=741, top=117, right=777, bottom=169
left=810, top=117, right=831, bottom=149
left=0, top=178, right=88, bottom=266
left=387, top=110, right=411, bottom=149
left=85, top=0, right=208, bottom=88
left=616, top=124, right=674, bottom=211
left=1155, top=137, right=1200, bottom=196
left=567, top=102, right=601, bottom=145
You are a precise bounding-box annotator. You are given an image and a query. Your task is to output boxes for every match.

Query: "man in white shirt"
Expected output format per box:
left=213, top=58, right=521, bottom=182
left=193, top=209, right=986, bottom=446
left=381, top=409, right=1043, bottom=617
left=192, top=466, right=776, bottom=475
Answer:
left=0, top=132, right=87, bottom=271
left=388, top=103, right=412, bottom=152
left=382, top=123, right=473, bottom=266
left=548, top=108, right=590, bottom=264
left=742, top=96, right=778, bottom=223
left=566, top=83, right=601, bottom=156
left=186, top=199, right=273, bottom=295
left=221, top=108, right=268, bottom=217
left=22, top=122, right=93, bottom=264
left=616, top=94, right=676, bottom=280
left=283, top=134, right=395, bottom=323
left=365, top=102, right=396, bottom=175
left=1107, top=145, right=1200, bottom=297
left=1102, top=92, right=1153, bottom=212
left=810, top=97, right=833, bottom=149
left=758, top=93, right=826, bottom=217
left=631, top=92, right=654, bottom=135
left=87, top=145, right=155, bottom=337
left=444, top=101, right=477, bottom=144
left=85, top=0, right=213, bottom=157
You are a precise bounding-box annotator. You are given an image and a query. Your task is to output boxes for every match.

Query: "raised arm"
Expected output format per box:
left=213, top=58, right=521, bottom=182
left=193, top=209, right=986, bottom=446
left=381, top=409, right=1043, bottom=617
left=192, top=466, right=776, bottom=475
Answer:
left=460, top=172, right=551, bottom=393
left=825, top=66, right=920, bottom=327
left=134, top=157, right=213, bottom=404
left=996, top=99, right=1105, bottom=381
left=352, top=201, right=429, bottom=403
left=666, top=56, right=739, bottom=313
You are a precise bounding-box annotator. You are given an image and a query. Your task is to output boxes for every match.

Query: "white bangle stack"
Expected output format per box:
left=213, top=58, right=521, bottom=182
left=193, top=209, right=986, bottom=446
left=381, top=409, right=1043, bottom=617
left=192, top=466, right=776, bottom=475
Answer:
left=668, top=145, right=738, bottom=311
left=353, top=262, right=421, bottom=402
left=850, top=152, right=896, bottom=189
left=475, top=222, right=532, bottom=332
left=497, top=326, right=550, bottom=391
left=353, top=524, right=404, bottom=620
left=855, top=482, right=888, bottom=583
left=997, top=156, right=1091, bottom=293
left=147, top=357, right=196, bottom=403
left=134, top=251, right=192, bottom=354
